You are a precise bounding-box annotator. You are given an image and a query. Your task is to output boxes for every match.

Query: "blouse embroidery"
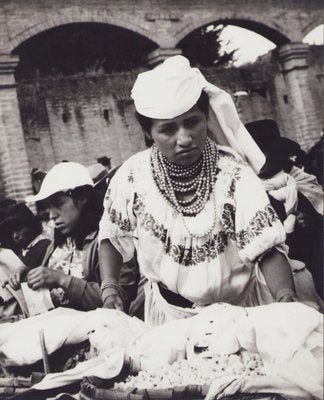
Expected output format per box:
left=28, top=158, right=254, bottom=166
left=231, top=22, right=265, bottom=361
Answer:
left=236, top=204, right=278, bottom=250
left=109, top=207, right=132, bottom=232
left=105, top=162, right=279, bottom=267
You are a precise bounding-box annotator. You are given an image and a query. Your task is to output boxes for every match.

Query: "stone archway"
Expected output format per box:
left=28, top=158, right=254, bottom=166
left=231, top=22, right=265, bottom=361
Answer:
left=174, top=17, right=290, bottom=49
left=11, top=22, right=157, bottom=178
left=8, top=10, right=160, bottom=53
left=302, top=19, right=324, bottom=39
left=0, top=0, right=323, bottom=200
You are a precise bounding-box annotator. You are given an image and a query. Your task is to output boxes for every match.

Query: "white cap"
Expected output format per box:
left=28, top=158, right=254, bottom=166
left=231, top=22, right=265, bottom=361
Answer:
left=26, top=162, right=94, bottom=202
left=131, top=55, right=205, bottom=119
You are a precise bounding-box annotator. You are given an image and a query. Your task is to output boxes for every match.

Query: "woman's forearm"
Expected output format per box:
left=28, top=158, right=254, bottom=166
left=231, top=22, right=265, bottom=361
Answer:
left=260, top=248, right=295, bottom=299
left=99, top=239, right=123, bottom=283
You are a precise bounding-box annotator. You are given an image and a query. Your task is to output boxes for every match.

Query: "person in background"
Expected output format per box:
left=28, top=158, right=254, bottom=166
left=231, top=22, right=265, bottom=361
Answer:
left=245, top=120, right=323, bottom=297
left=31, top=168, right=47, bottom=195
left=0, top=203, right=50, bottom=270
left=0, top=196, right=16, bottom=223
left=87, top=163, right=110, bottom=206
left=31, top=167, right=55, bottom=240
left=97, top=156, right=111, bottom=172
left=307, top=135, right=323, bottom=185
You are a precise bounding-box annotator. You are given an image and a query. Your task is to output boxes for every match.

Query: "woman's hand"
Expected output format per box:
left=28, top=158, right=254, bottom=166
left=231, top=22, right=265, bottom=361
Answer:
left=2, top=265, right=30, bottom=290
left=101, top=280, right=125, bottom=311
left=26, top=267, right=69, bottom=290
left=103, top=293, right=124, bottom=311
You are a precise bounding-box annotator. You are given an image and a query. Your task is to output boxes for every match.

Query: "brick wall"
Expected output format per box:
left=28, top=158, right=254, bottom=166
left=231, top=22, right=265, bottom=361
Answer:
left=15, top=45, right=323, bottom=172
left=0, top=82, right=33, bottom=201
left=17, top=72, right=146, bottom=172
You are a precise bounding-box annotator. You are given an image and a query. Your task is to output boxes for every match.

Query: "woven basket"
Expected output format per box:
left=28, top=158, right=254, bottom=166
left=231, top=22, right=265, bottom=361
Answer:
left=79, top=377, right=287, bottom=400
left=0, top=377, right=32, bottom=399
left=0, top=373, right=45, bottom=399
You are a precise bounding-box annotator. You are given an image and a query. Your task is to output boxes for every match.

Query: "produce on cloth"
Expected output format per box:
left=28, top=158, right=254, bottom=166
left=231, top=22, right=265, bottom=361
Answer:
left=114, top=350, right=265, bottom=391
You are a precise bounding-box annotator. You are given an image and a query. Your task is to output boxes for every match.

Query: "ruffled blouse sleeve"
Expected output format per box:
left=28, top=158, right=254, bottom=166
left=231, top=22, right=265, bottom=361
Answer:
left=233, top=165, right=286, bottom=267
left=98, top=161, right=137, bottom=263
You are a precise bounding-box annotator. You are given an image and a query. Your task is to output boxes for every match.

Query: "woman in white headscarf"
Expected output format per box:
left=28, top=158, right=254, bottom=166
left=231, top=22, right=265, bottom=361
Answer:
left=98, top=56, right=322, bottom=325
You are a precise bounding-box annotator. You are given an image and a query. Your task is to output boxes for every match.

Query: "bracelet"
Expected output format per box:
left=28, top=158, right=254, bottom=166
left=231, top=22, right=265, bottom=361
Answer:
left=101, top=280, right=127, bottom=305
left=275, top=288, right=297, bottom=302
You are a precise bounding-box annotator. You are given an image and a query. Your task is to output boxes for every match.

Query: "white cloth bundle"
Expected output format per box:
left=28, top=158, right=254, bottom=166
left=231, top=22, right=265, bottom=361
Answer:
left=0, top=307, right=145, bottom=366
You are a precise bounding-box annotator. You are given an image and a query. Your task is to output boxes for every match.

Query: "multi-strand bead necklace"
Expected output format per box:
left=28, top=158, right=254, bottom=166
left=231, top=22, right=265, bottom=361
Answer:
left=151, top=137, right=220, bottom=219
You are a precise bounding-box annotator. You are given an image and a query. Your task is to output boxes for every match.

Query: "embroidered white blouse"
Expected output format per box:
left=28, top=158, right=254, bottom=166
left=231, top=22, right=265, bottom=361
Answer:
left=99, top=146, right=286, bottom=305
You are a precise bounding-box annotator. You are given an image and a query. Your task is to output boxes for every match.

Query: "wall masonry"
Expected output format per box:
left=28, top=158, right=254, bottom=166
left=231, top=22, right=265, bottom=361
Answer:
left=0, top=0, right=323, bottom=199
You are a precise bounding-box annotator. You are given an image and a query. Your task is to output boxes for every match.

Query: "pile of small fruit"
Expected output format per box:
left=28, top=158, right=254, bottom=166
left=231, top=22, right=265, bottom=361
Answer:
left=114, top=350, right=265, bottom=391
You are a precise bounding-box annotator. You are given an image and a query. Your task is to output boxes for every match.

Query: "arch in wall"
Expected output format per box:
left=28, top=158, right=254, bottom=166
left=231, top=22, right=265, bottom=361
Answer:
left=8, top=10, right=160, bottom=53
left=174, top=17, right=290, bottom=48
left=302, top=21, right=324, bottom=42
left=12, top=22, right=158, bottom=77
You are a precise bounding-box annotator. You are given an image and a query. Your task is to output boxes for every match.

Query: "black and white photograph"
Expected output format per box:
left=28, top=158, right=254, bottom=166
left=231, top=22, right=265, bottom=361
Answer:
left=0, top=1, right=323, bottom=399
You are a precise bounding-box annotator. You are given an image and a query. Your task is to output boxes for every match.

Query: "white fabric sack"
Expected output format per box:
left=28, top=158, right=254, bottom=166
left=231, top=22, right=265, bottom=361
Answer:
left=206, top=375, right=311, bottom=400
left=0, top=307, right=145, bottom=366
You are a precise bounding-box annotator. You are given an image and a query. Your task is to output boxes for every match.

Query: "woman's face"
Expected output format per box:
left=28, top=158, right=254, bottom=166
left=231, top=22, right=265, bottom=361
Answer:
left=48, top=193, right=84, bottom=236
left=149, top=104, right=208, bottom=165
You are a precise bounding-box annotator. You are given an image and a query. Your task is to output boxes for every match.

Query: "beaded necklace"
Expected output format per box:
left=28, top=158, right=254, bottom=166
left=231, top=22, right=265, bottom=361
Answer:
left=150, top=138, right=220, bottom=221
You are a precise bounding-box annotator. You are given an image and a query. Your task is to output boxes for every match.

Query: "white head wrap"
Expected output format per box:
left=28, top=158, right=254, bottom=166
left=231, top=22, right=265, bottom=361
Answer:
left=131, top=55, right=265, bottom=174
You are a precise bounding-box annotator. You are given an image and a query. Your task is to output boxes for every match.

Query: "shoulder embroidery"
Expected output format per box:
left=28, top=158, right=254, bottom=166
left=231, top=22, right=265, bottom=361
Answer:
left=236, top=204, right=278, bottom=250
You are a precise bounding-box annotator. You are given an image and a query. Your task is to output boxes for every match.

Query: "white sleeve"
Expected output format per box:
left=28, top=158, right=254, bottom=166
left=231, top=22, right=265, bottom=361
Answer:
left=234, top=165, right=287, bottom=267
left=98, top=162, right=136, bottom=263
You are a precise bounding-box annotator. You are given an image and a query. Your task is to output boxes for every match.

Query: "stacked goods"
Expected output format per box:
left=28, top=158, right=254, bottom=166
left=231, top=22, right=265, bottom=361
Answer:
left=114, top=350, right=265, bottom=392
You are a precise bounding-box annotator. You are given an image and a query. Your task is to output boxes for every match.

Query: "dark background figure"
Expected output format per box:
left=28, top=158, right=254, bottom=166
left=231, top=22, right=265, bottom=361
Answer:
left=306, top=136, right=323, bottom=185
left=31, top=168, right=52, bottom=232
left=0, top=203, right=50, bottom=269
left=87, top=163, right=110, bottom=207
left=31, top=168, right=47, bottom=195
left=245, top=119, right=323, bottom=297
left=0, top=195, right=17, bottom=224
left=97, top=156, right=111, bottom=171
left=245, top=119, right=308, bottom=178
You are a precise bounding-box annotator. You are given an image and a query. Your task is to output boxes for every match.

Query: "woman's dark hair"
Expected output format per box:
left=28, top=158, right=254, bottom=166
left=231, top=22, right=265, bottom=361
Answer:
left=53, top=185, right=103, bottom=249
left=136, top=90, right=209, bottom=146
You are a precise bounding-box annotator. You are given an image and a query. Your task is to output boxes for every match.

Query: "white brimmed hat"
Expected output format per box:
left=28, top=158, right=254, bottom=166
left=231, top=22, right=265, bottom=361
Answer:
left=26, top=162, right=93, bottom=202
